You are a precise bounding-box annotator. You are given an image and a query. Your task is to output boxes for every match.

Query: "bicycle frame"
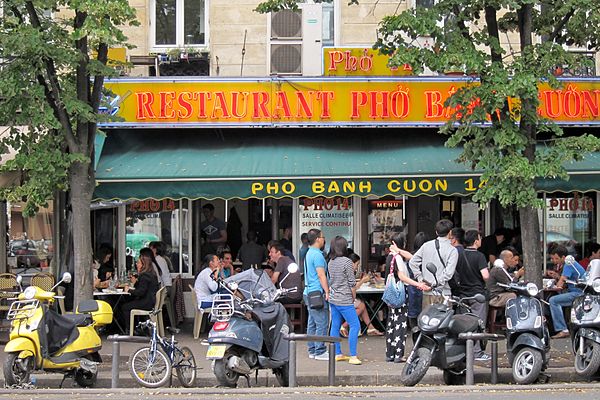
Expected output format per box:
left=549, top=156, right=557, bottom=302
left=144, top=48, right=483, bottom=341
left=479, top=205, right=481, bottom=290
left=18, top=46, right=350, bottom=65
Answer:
left=142, top=320, right=188, bottom=371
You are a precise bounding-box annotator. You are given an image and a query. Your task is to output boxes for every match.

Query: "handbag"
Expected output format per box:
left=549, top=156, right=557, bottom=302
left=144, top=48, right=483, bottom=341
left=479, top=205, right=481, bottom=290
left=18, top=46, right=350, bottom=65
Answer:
left=304, top=257, right=325, bottom=309
left=382, top=255, right=406, bottom=308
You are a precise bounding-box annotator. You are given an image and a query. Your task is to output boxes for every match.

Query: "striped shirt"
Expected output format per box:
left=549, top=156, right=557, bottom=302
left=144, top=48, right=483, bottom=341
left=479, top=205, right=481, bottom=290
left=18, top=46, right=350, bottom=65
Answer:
left=328, top=256, right=356, bottom=306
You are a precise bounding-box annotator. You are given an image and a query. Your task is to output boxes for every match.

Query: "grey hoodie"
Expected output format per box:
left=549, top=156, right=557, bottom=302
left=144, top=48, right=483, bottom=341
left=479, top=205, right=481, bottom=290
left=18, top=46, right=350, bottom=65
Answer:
left=409, top=236, right=458, bottom=296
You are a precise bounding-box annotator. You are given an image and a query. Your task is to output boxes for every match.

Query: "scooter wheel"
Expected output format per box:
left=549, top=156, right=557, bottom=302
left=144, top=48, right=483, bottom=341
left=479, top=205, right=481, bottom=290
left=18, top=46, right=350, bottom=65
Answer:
left=213, top=358, right=239, bottom=388
left=74, top=368, right=97, bottom=387
left=3, top=352, right=33, bottom=386
left=575, top=338, right=600, bottom=377
left=512, top=347, right=543, bottom=385
left=400, top=347, right=431, bottom=387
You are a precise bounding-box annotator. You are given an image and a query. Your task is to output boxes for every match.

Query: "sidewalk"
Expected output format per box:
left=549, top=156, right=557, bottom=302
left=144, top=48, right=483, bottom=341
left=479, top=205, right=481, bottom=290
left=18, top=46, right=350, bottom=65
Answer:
left=0, top=323, right=589, bottom=389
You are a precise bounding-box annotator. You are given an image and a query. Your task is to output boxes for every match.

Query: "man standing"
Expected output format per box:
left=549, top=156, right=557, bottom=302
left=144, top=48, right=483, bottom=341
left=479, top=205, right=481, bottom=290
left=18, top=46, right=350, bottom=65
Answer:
left=200, top=203, right=227, bottom=254
left=304, top=228, right=330, bottom=360
left=549, top=245, right=586, bottom=339
left=455, top=230, right=490, bottom=361
left=269, top=243, right=302, bottom=304
left=237, top=231, right=267, bottom=271
left=409, top=219, right=458, bottom=306
left=479, top=228, right=507, bottom=266
left=280, top=226, right=293, bottom=252
left=488, top=248, right=524, bottom=307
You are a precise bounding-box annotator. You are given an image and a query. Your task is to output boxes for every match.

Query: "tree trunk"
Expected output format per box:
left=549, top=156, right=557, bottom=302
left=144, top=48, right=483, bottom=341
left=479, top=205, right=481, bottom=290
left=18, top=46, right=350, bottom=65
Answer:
left=69, top=159, right=95, bottom=308
left=519, top=205, right=543, bottom=287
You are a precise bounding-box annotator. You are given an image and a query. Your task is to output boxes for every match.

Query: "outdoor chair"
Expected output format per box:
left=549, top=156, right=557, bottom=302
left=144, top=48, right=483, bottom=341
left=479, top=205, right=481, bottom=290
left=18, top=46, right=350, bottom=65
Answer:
left=130, top=286, right=166, bottom=337
left=31, top=272, right=55, bottom=291
left=189, top=284, right=211, bottom=339
left=0, top=273, right=18, bottom=314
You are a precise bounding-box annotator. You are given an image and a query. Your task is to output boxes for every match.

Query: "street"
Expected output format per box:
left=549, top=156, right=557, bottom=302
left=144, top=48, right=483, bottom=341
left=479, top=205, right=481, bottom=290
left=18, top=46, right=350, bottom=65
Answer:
left=0, top=384, right=599, bottom=400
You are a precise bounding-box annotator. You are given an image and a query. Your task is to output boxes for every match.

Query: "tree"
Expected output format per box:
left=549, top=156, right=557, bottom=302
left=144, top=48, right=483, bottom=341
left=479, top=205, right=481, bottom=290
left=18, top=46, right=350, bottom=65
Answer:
left=258, top=0, right=600, bottom=285
left=0, top=0, right=137, bottom=306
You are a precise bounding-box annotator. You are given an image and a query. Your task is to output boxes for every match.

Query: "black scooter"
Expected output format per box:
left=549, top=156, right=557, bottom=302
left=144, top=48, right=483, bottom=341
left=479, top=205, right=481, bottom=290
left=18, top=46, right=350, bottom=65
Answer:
left=498, top=282, right=550, bottom=384
left=569, top=259, right=600, bottom=378
left=400, top=263, right=486, bottom=386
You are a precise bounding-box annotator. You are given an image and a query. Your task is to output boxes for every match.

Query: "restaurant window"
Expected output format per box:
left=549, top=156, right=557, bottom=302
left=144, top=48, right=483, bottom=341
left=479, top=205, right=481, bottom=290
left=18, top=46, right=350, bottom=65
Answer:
left=7, top=202, right=53, bottom=274
left=299, top=197, right=353, bottom=253
left=151, top=0, right=206, bottom=48
left=367, top=198, right=404, bottom=263
left=126, top=199, right=191, bottom=276
left=543, top=192, right=597, bottom=266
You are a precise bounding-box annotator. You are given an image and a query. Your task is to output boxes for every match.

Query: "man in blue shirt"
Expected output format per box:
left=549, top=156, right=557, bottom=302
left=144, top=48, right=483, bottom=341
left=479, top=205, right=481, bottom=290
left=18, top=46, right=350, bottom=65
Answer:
left=303, top=228, right=330, bottom=360
left=549, top=245, right=586, bottom=339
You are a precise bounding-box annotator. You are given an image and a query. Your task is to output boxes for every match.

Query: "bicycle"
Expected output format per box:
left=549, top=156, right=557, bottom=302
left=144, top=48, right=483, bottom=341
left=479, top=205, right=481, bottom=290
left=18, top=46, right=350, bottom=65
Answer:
left=128, top=318, right=197, bottom=388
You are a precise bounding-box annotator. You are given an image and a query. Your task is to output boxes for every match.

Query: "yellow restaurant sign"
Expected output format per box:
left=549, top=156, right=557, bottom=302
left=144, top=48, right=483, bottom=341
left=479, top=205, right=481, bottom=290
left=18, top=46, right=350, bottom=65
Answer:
left=323, top=47, right=413, bottom=76
left=101, top=78, right=600, bottom=128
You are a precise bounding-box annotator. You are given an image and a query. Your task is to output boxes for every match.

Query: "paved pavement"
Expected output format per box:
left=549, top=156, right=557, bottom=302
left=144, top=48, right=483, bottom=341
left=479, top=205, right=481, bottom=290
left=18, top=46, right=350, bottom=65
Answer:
left=0, top=321, right=593, bottom=389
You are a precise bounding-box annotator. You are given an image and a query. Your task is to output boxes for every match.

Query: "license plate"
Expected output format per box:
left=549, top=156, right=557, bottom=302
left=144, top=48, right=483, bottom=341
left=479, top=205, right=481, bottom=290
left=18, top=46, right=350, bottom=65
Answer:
left=206, top=345, right=226, bottom=359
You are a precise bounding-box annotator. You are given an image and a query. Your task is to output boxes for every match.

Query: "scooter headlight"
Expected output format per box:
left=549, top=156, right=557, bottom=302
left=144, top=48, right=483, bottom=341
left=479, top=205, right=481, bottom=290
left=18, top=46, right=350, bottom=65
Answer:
left=420, top=315, right=430, bottom=325
left=428, top=318, right=441, bottom=327
left=593, top=280, right=600, bottom=294
left=23, top=286, right=37, bottom=300
left=526, top=283, right=539, bottom=297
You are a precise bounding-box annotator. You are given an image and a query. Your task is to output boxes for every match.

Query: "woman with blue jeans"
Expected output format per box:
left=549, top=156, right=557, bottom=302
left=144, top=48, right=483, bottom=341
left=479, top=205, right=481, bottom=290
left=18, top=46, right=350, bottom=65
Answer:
left=328, top=236, right=364, bottom=365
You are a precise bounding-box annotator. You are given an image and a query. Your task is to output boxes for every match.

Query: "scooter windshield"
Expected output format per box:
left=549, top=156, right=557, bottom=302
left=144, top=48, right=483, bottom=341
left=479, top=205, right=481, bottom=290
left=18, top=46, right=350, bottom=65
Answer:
left=226, top=269, right=278, bottom=301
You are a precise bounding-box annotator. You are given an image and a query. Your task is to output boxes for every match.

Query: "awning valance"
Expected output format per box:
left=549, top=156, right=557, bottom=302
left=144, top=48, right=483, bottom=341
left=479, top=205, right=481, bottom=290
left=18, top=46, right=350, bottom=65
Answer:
left=93, top=129, right=600, bottom=201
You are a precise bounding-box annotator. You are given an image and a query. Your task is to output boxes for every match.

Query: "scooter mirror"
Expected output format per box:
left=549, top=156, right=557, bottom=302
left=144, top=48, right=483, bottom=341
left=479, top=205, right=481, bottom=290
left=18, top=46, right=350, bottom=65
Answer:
left=62, top=272, right=72, bottom=284
left=287, top=263, right=299, bottom=274
left=426, top=263, right=437, bottom=275
left=473, top=293, right=486, bottom=303
left=16, top=275, right=22, bottom=285
left=228, top=281, right=239, bottom=291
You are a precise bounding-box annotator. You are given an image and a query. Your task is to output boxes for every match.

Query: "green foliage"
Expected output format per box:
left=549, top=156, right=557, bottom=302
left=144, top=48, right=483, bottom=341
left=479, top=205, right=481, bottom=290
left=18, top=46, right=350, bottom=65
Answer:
left=0, top=0, right=138, bottom=214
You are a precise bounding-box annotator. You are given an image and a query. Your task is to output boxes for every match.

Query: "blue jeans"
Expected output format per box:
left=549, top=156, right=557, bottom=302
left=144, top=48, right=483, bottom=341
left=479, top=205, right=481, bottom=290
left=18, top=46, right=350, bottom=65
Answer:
left=304, top=294, right=330, bottom=356
left=330, top=303, right=360, bottom=356
left=549, top=291, right=580, bottom=332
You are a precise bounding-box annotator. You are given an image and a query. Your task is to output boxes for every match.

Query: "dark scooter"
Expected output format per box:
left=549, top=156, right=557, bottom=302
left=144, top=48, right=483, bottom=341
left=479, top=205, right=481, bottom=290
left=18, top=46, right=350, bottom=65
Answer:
left=204, top=264, right=298, bottom=388
left=400, top=263, right=486, bottom=386
left=569, top=258, right=600, bottom=378
left=498, top=281, right=550, bottom=384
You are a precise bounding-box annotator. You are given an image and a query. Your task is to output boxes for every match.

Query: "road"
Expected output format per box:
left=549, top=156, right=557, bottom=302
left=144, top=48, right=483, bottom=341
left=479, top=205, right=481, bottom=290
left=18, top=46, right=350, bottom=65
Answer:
left=0, top=384, right=599, bottom=400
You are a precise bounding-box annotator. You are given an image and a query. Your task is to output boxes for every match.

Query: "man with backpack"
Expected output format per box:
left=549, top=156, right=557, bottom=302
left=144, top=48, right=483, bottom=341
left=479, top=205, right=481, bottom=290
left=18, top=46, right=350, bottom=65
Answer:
left=409, top=219, right=458, bottom=307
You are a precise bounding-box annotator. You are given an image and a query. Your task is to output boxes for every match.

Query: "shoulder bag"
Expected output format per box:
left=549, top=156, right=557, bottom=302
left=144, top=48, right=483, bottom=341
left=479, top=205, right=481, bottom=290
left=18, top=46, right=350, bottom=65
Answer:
left=382, top=255, right=406, bottom=308
left=304, top=256, right=324, bottom=309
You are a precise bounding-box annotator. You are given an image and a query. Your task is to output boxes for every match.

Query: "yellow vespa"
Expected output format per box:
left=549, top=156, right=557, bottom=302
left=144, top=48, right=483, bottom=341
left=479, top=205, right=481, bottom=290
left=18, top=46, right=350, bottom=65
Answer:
left=3, top=272, right=113, bottom=387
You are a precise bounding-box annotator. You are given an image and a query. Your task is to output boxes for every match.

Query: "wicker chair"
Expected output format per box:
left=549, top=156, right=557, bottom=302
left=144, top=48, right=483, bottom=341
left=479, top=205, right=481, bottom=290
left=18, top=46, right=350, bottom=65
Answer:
left=0, top=273, right=18, bottom=314
left=31, top=272, right=55, bottom=291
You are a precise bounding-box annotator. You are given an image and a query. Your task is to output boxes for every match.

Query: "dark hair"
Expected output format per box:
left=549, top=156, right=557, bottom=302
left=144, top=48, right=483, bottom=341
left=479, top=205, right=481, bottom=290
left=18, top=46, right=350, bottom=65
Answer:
left=494, top=227, right=508, bottom=237
left=202, top=203, right=215, bottom=211
left=587, top=242, right=600, bottom=256
left=435, top=219, right=454, bottom=237
left=451, top=227, right=465, bottom=246
left=267, top=239, right=280, bottom=250
left=413, top=232, right=429, bottom=252
left=349, top=252, right=360, bottom=263
left=221, top=250, right=232, bottom=258
left=307, top=229, right=321, bottom=246
left=549, top=244, right=568, bottom=258
left=270, top=242, right=285, bottom=254
left=329, top=236, right=348, bottom=260
left=96, top=246, right=112, bottom=264
left=464, top=230, right=481, bottom=247
left=246, top=231, right=257, bottom=241
left=391, top=231, right=407, bottom=250
left=149, top=241, right=165, bottom=256
left=202, top=253, right=217, bottom=268
left=138, top=247, right=158, bottom=276
left=301, top=232, right=308, bottom=241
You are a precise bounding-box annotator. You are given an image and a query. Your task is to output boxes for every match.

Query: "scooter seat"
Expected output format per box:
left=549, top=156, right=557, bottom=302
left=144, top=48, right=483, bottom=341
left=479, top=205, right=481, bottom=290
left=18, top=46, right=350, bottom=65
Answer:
left=449, top=314, right=480, bottom=336
left=61, top=313, right=93, bottom=327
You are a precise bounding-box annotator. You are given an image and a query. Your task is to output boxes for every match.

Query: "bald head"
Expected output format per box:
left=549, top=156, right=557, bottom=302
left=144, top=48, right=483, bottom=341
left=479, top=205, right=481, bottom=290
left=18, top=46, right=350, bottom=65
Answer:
left=500, top=249, right=517, bottom=268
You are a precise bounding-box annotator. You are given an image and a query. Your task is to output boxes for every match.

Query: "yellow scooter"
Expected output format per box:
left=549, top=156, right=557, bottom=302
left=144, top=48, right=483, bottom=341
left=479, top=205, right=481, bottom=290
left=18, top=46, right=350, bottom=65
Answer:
left=3, top=272, right=113, bottom=387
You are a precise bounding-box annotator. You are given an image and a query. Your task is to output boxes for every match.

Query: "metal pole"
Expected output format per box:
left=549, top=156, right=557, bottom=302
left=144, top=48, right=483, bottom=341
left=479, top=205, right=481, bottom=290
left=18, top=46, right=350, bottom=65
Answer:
left=288, top=339, right=297, bottom=388
left=491, top=340, right=498, bottom=384
left=111, top=340, right=120, bottom=388
left=328, top=342, right=335, bottom=386
left=465, top=338, right=474, bottom=385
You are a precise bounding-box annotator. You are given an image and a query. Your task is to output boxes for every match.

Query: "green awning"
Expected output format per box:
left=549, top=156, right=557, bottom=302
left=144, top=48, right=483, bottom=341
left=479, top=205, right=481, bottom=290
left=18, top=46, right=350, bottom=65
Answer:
left=93, top=129, right=600, bottom=201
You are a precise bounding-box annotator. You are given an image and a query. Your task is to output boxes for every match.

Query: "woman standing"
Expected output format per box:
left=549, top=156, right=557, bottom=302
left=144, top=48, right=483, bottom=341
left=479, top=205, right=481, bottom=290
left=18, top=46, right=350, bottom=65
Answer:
left=118, top=248, right=160, bottom=330
left=385, top=232, right=430, bottom=362
left=328, top=236, right=363, bottom=365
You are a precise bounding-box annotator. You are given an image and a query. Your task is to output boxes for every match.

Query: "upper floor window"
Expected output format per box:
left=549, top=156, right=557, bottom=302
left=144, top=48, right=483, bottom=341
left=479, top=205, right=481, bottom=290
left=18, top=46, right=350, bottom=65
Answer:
left=152, top=0, right=207, bottom=48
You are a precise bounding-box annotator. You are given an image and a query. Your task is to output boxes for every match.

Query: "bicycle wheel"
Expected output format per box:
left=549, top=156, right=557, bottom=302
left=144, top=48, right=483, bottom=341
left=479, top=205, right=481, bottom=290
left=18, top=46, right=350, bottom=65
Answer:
left=175, top=346, right=197, bottom=387
left=129, top=346, right=172, bottom=388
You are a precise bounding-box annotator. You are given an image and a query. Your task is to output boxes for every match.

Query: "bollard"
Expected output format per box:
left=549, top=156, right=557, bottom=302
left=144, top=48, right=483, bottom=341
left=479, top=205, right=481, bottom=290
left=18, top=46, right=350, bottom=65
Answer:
left=111, top=340, right=120, bottom=388
left=491, top=341, right=498, bottom=384
left=465, top=338, right=474, bottom=385
left=328, top=342, right=335, bottom=386
left=289, top=339, right=297, bottom=387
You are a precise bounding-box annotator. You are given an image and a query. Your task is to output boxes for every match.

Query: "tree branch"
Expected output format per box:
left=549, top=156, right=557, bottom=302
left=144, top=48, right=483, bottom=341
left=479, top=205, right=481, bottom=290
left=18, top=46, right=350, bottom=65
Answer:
left=89, top=41, right=108, bottom=159
left=75, top=10, right=89, bottom=152
left=549, top=7, right=575, bottom=43
left=485, top=6, right=502, bottom=64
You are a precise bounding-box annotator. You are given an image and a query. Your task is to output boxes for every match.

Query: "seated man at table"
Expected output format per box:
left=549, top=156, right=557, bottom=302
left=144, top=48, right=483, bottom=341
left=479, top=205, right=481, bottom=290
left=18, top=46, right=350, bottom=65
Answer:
left=269, top=243, right=303, bottom=304
left=549, top=245, right=586, bottom=339
left=488, top=248, right=524, bottom=308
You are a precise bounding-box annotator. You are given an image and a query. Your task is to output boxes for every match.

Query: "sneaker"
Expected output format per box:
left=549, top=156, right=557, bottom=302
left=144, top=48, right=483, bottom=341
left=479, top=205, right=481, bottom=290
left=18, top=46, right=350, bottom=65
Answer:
left=314, top=352, right=330, bottom=361
left=308, top=353, right=315, bottom=359
left=335, top=354, right=350, bottom=362
left=551, top=330, right=570, bottom=339
left=475, top=352, right=491, bottom=361
left=348, top=356, right=362, bottom=365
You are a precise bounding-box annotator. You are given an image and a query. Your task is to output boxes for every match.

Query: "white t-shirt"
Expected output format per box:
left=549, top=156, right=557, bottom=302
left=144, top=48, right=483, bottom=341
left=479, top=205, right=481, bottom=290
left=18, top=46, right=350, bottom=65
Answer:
left=155, top=255, right=172, bottom=287
left=194, top=267, right=218, bottom=306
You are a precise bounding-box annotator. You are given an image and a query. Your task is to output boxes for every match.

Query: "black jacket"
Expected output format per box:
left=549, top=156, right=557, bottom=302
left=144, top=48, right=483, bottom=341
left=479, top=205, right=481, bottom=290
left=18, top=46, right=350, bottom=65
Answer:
left=128, top=271, right=160, bottom=310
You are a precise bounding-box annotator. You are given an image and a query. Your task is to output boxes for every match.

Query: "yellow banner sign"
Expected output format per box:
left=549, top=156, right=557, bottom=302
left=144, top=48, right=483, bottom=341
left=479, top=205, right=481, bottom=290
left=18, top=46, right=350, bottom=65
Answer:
left=323, top=47, right=413, bottom=76
left=101, top=78, right=600, bottom=127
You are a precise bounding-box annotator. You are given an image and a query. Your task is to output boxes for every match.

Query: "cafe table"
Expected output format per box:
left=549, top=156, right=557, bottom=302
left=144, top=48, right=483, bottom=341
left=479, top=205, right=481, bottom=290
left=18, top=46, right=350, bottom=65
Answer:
left=356, top=283, right=386, bottom=334
left=93, top=289, right=130, bottom=334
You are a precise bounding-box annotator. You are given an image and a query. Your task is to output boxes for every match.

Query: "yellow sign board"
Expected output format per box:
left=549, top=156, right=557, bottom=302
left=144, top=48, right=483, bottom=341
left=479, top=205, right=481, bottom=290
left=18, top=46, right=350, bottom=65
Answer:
left=323, top=47, right=413, bottom=76
left=101, top=78, right=600, bottom=127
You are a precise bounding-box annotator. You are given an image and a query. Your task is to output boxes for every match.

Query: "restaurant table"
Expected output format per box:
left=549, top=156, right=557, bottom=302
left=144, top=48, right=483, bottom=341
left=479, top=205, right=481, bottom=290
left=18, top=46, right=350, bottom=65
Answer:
left=93, top=291, right=130, bottom=334
left=356, top=284, right=386, bottom=334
